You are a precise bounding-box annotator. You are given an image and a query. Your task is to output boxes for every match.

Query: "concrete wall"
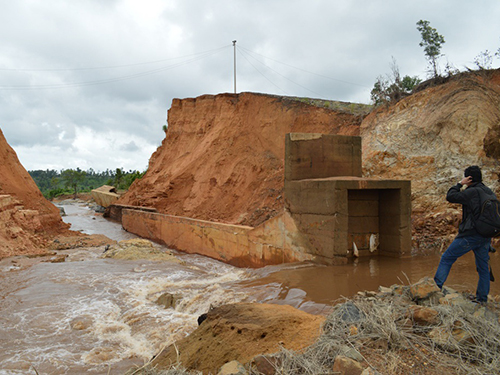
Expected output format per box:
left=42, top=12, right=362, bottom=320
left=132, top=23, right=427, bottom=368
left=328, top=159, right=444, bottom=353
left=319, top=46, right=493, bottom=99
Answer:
left=105, top=204, right=157, bottom=223
left=121, top=209, right=314, bottom=268
left=285, top=133, right=362, bottom=181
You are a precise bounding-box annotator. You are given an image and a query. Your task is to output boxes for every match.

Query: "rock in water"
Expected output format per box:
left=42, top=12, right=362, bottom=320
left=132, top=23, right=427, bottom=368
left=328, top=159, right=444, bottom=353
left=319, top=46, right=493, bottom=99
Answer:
left=101, top=238, right=181, bottom=262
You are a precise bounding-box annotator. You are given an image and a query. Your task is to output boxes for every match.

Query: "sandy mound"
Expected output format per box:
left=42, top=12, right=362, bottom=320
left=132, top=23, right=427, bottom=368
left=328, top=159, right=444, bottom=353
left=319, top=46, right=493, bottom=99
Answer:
left=150, top=302, right=325, bottom=374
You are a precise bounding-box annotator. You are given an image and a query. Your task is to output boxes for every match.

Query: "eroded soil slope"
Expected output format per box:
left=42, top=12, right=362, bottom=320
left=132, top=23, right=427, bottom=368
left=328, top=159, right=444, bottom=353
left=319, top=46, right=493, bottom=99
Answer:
left=118, top=93, right=365, bottom=227
left=361, top=70, right=500, bottom=252
left=0, top=128, right=71, bottom=257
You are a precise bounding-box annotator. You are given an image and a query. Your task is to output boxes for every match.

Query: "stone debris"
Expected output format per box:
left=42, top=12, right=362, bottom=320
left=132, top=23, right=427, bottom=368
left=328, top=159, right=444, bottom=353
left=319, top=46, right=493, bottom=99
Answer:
left=217, top=360, right=247, bottom=375
left=332, top=355, right=365, bottom=375
left=155, top=292, right=181, bottom=309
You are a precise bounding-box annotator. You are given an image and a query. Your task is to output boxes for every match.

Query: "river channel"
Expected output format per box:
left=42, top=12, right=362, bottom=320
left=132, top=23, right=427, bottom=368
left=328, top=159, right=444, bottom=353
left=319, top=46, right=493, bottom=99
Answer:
left=1, top=203, right=499, bottom=374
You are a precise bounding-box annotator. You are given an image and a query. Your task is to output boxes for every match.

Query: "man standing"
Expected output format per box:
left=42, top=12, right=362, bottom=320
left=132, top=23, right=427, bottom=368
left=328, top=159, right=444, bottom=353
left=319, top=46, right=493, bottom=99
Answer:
left=434, top=166, right=493, bottom=304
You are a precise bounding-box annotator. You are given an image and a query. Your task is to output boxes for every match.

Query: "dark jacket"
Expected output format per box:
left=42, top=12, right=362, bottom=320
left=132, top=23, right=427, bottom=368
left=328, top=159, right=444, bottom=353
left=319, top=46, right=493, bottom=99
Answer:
left=447, top=181, right=496, bottom=237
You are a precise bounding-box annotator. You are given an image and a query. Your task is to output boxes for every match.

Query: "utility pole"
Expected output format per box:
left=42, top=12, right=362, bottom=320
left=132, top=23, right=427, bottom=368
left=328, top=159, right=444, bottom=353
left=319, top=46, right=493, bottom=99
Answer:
left=232, top=40, right=237, bottom=94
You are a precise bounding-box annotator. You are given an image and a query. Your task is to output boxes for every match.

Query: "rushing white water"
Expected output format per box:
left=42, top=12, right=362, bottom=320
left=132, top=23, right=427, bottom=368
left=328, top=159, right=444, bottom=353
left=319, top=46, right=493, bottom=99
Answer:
left=0, top=203, right=260, bottom=374
left=1, top=202, right=499, bottom=374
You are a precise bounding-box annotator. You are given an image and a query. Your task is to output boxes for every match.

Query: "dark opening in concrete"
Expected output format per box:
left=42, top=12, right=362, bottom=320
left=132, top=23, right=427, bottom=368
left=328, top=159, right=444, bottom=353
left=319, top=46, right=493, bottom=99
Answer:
left=348, top=188, right=402, bottom=257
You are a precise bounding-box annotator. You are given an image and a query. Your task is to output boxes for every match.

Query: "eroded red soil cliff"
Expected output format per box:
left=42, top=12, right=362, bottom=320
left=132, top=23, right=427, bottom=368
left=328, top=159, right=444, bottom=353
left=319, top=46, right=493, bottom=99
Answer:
left=0, top=129, right=71, bottom=258
left=118, top=93, right=364, bottom=227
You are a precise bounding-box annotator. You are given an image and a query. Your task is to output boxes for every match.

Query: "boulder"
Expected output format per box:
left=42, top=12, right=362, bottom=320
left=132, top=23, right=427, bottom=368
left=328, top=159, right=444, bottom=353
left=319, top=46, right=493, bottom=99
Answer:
left=251, top=355, right=280, bottom=375
left=155, top=292, right=180, bottom=309
left=407, top=305, right=439, bottom=326
left=409, top=277, right=441, bottom=301
left=101, top=239, right=181, bottom=262
left=332, top=355, right=364, bottom=375
left=217, top=360, right=247, bottom=375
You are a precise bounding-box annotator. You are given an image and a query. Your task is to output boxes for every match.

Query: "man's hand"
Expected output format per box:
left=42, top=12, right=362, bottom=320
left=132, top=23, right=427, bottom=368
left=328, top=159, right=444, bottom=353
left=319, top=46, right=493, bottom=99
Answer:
left=460, top=176, right=473, bottom=186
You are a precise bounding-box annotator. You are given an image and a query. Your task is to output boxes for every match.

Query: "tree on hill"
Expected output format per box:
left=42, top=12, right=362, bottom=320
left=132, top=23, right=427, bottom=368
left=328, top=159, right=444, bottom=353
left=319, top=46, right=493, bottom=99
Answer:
left=61, top=168, right=87, bottom=198
left=416, top=20, right=445, bottom=78
left=114, top=168, right=124, bottom=188
left=371, top=58, right=421, bottom=105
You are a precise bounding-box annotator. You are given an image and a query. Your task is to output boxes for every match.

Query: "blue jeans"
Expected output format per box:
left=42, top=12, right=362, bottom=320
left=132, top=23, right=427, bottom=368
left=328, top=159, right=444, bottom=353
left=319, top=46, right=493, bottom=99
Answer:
left=434, top=235, right=491, bottom=302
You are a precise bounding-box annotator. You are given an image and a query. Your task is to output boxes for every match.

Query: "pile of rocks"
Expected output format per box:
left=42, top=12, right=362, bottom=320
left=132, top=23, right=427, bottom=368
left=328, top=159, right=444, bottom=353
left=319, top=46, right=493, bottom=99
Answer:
left=258, top=277, right=500, bottom=375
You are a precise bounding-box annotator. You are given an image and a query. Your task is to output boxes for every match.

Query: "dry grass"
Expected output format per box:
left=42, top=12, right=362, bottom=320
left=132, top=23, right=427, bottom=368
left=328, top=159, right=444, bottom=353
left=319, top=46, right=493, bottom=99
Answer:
left=267, top=294, right=500, bottom=375
left=125, top=365, right=201, bottom=375
left=128, top=291, right=500, bottom=375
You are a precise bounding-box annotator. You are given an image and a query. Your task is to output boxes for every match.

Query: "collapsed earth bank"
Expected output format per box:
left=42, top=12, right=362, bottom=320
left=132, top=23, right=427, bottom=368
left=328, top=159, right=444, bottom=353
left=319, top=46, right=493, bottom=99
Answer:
left=117, top=93, right=365, bottom=227
left=362, top=70, right=500, bottom=252
left=118, top=70, right=500, bottom=254
left=0, top=129, right=73, bottom=258
left=2, top=70, right=500, bottom=257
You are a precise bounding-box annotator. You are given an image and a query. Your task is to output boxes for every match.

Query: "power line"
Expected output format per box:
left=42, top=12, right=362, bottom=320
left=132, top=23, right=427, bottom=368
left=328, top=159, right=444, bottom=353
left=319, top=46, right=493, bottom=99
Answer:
left=238, top=45, right=369, bottom=89
left=237, top=48, right=288, bottom=95
left=237, top=46, right=325, bottom=98
left=0, top=46, right=230, bottom=90
left=0, top=45, right=230, bottom=72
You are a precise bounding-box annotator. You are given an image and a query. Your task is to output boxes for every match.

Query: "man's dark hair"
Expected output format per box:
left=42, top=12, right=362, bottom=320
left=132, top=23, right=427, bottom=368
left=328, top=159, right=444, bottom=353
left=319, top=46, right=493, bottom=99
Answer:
left=464, top=165, right=482, bottom=182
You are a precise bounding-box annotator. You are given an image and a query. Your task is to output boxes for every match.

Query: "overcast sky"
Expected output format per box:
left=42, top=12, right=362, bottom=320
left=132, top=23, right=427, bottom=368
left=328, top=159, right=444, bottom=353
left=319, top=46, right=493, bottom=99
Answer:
left=1, top=0, right=499, bottom=172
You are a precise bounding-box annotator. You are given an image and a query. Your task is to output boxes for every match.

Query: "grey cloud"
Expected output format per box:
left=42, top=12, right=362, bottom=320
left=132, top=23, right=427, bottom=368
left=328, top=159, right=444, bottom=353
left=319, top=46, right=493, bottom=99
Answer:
left=1, top=0, right=500, bottom=171
left=120, top=141, right=140, bottom=152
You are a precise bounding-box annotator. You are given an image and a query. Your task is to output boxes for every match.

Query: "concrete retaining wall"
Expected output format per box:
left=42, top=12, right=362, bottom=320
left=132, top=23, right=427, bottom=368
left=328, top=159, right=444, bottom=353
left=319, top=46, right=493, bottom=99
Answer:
left=121, top=209, right=314, bottom=268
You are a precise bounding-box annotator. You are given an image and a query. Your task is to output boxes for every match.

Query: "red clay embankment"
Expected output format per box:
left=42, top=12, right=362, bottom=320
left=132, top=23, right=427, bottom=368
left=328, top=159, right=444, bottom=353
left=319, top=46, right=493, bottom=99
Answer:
left=0, top=128, right=71, bottom=258
left=117, top=93, right=365, bottom=227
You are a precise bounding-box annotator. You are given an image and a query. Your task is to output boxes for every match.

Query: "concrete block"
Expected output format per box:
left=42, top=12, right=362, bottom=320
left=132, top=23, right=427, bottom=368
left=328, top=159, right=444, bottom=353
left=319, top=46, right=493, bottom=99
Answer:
left=285, top=133, right=362, bottom=181
left=285, top=180, right=341, bottom=215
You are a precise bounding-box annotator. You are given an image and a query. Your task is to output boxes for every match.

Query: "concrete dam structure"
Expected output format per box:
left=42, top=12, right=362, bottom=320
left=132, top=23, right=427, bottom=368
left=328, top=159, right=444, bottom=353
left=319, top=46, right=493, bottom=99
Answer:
left=109, top=134, right=411, bottom=267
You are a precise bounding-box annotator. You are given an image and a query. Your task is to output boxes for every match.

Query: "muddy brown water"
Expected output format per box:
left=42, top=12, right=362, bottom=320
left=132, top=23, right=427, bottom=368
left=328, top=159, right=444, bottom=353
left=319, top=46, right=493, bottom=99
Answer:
left=1, top=203, right=499, bottom=374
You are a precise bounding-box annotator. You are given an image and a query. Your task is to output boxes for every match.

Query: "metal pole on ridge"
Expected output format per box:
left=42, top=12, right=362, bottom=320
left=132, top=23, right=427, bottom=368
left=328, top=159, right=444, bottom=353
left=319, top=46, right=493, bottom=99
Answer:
left=232, top=40, right=237, bottom=94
